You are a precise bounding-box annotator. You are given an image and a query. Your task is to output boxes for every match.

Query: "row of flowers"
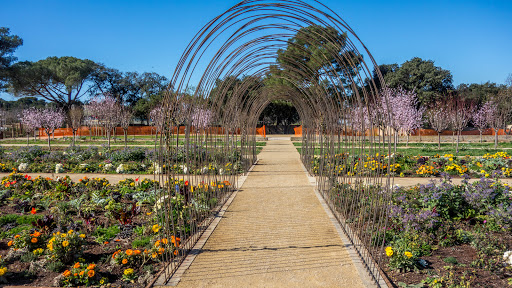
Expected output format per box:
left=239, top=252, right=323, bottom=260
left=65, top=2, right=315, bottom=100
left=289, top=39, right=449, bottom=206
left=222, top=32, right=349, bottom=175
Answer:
left=0, top=145, right=246, bottom=175
left=312, top=151, right=512, bottom=178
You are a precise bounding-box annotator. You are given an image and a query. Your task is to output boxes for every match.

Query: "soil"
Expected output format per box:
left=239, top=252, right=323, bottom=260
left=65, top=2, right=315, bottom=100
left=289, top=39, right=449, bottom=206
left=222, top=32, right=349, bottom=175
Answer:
left=385, top=242, right=512, bottom=288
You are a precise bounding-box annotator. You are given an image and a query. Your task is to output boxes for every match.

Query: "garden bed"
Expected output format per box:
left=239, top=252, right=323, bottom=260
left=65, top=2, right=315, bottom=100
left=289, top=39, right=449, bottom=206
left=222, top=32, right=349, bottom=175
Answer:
left=311, top=151, right=512, bottom=179
left=0, top=173, right=234, bottom=287
left=340, top=175, right=512, bottom=287
left=0, top=145, right=251, bottom=175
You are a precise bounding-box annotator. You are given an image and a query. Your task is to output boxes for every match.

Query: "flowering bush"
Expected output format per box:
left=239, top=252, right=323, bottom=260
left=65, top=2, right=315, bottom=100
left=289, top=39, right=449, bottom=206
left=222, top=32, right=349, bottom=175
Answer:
left=112, top=248, right=144, bottom=267
left=47, top=230, right=87, bottom=264
left=7, top=230, right=46, bottom=251
left=60, top=262, right=99, bottom=287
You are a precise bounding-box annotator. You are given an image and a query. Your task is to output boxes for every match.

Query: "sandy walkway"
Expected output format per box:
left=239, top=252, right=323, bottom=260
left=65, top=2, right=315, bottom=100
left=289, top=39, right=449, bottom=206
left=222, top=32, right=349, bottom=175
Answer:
left=173, top=139, right=365, bottom=288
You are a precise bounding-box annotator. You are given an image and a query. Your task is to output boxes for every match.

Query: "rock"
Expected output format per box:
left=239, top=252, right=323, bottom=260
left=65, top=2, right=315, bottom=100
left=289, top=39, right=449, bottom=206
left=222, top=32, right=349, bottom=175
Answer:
left=52, top=273, right=64, bottom=287
left=29, top=258, right=47, bottom=274
left=137, top=271, right=153, bottom=286
left=504, top=250, right=512, bottom=265
left=4, top=247, right=28, bottom=261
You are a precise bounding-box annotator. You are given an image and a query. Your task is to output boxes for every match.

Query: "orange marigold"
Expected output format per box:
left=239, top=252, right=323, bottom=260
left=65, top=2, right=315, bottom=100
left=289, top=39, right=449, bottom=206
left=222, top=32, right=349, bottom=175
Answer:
left=79, top=270, right=85, bottom=276
left=87, top=270, right=95, bottom=278
left=126, top=249, right=133, bottom=256
left=62, top=270, right=71, bottom=277
left=174, top=250, right=178, bottom=256
left=74, top=262, right=81, bottom=269
left=122, top=258, right=128, bottom=264
left=31, top=231, right=41, bottom=237
left=133, top=250, right=141, bottom=255
left=31, top=238, right=38, bottom=243
left=87, top=264, right=96, bottom=270
left=161, top=238, right=168, bottom=245
left=7, top=241, right=13, bottom=246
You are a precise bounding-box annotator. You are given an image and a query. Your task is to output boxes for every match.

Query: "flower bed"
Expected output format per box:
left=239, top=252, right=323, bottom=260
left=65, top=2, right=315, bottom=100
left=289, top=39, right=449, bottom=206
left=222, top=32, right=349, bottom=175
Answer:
left=0, top=145, right=246, bottom=175
left=312, top=151, right=512, bottom=178
left=329, top=175, right=512, bottom=287
left=0, top=172, right=233, bottom=287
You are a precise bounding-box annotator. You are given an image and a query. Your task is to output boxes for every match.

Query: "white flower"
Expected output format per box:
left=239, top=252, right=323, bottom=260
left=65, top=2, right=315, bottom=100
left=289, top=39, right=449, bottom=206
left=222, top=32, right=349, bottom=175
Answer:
left=116, top=164, right=124, bottom=174
left=55, top=163, right=64, bottom=174
left=152, top=162, right=162, bottom=174
left=219, top=168, right=224, bottom=175
left=201, top=167, right=209, bottom=174
left=504, top=251, right=512, bottom=266
left=18, top=163, right=28, bottom=172
left=104, top=163, right=113, bottom=171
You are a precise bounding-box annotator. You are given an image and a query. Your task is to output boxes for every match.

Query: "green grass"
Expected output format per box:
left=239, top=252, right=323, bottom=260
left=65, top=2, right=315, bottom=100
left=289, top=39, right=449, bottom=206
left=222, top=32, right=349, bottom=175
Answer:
left=296, top=146, right=506, bottom=157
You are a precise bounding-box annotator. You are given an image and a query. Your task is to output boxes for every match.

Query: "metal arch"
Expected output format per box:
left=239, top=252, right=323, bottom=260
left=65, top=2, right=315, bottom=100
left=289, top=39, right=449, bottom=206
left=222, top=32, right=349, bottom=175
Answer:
left=157, top=0, right=395, bottom=286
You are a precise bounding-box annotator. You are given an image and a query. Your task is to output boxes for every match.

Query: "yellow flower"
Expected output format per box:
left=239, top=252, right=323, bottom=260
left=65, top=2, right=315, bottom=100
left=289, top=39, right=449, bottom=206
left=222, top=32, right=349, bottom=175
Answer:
left=385, top=246, right=393, bottom=257
left=79, top=234, right=86, bottom=238
left=124, top=268, right=134, bottom=276
left=152, top=224, right=161, bottom=233
left=0, top=267, right=7, bottom=276
left=404, top=251, right=413, bottom=258
left=485, top=174, right=490, bottom=178
left=62, top=241, right=69, bottom=247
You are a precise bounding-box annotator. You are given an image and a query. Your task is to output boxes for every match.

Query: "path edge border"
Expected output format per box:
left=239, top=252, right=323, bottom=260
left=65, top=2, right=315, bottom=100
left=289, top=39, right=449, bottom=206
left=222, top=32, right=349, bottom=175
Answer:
left=153, top=158, right=260, bottom=287
left=299, top=161, right=388, bottom=288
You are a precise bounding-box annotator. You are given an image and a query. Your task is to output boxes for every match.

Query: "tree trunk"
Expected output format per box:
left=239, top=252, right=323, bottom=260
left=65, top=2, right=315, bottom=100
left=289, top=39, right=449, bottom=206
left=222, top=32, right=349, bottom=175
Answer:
left=438, top=132, right=441, bottom=149
left=72, top=130, right=76, bottom=147
left=419, top=129, right=422, bottom=143
left=406, top=133, right=410, bottom=147
left=393, top=130, right=398, bottom=152
left=495, top=129, right=498, bottom=150
left=456, top=130, right=460, bottom=154
left=124, top=129, right=128, bottom=148
left=27, top=134, right=29, bottom=146
left=107, top=130, right=111, bottom=149
left=480, top=130, right=482, bottom=143
left=47, top=132, right=51, bottom=151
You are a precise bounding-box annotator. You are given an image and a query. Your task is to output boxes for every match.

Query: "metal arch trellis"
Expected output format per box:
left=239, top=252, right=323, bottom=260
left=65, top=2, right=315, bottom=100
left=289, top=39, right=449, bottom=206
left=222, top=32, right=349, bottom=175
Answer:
left=154, top=0, right=395, bottom=286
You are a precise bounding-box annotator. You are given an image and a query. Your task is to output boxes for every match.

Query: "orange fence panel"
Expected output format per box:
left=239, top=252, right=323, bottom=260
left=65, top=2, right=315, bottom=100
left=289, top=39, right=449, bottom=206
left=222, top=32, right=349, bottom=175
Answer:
left=256, top=125, right=266, bottom=137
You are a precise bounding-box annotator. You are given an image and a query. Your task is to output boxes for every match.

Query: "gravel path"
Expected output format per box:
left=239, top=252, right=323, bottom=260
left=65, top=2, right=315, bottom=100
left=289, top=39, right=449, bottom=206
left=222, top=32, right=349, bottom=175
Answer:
left=174, top=139, right=365, bottom=288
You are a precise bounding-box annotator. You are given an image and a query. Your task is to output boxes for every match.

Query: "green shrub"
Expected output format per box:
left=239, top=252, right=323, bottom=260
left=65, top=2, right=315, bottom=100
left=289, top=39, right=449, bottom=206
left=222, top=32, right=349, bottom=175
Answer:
left=132, top=236, right=152, bottom=249
left=93, top=225, right=120, bottom=244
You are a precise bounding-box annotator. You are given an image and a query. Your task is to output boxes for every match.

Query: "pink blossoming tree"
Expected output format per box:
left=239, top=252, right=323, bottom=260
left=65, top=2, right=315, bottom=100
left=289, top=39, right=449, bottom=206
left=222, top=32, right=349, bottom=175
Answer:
left=20, top=108, right=40, bottom=145
left=85, top=96, right=121, bottom=148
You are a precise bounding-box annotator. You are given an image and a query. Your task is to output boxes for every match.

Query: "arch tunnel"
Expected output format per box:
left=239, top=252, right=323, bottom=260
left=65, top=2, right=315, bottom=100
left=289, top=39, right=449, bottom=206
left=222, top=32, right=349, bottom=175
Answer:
left=155, top=0, right=395, bottom=286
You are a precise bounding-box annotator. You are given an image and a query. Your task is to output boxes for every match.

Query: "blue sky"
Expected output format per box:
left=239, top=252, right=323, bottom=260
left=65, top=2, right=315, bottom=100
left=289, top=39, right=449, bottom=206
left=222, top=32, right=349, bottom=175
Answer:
left=1, top=0, right=511, bottom=100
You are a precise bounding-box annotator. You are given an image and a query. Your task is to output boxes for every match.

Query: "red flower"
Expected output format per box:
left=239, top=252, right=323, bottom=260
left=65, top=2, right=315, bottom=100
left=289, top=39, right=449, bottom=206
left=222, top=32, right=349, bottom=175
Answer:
left=10, top=181, right=16, bottom=185
left=31, top=207, right=37, bottom=214
left=135, top=177, right=139, bottom=182
left=185, top=181, right=189, bottom=186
